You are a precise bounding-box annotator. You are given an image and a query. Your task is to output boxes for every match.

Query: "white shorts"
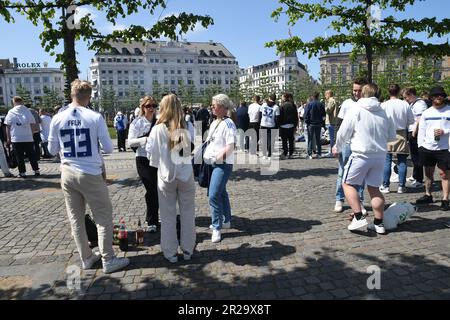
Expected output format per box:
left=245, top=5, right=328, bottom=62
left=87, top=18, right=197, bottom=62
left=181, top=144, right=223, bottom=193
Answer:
left=343, top=154, right=385, bottom=187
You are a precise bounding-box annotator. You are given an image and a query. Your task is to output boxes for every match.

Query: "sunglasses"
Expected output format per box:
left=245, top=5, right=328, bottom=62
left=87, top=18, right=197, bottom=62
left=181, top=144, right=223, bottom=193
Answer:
left=144, top=104, right=157, bottom=109
left=431, top=95, right=446, bottom=99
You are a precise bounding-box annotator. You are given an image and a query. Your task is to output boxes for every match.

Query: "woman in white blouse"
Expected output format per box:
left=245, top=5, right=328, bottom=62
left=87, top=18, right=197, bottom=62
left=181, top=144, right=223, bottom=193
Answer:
left=203, top=94, right=237, bottom=243
left=146, top=94, right=196, bottom=263
left=128, top=96, right=159, bottom=232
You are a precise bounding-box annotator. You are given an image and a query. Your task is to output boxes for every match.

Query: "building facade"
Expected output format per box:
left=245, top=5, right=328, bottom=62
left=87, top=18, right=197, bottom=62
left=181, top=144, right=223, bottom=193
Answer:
left=320, top=51, right=450, bottom=85
left=0, top=58, right=65, bottom=108
left=89, top=40, right=240, bottom=103
left=239, top=52, right=309, bottom=96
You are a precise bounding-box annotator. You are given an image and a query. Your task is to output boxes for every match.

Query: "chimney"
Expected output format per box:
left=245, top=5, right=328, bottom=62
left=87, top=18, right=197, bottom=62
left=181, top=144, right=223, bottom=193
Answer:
left=13, top=57, right=18, bottom=68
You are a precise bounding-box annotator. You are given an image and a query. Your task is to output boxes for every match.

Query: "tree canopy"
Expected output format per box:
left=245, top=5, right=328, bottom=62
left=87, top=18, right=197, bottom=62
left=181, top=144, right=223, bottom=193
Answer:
left=0, top=0, right=214, bottom=99
left=266, top=0, right=450, bottom=82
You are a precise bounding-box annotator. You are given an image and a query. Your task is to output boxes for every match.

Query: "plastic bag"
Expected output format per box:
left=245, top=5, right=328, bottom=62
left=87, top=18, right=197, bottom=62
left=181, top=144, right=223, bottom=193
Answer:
left=383, top=202, right=416, bottom=230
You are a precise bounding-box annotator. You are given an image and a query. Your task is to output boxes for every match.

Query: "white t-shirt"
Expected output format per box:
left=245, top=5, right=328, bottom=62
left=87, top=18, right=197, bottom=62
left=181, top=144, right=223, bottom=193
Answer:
left=40, top=114, right=52, bottom=142
left=417, top=105, right=450, bottom=151
left=128, top=116, right=156, bottom=158
left=248, top=103, right=261, bottom=123
left=48, top=106, right=113, bottom=175
left=4, top=105, right=35, bottom=143
left=203, top=118, right=237, bottom=164
left=381, top=99, right=415, bottom=131
left=408, top=99, right=428, bottom=132
left=259, top=103, right=280, bottom=128
left=337, top=98, right=357, bottom=120
left=146, top=122, right=195, bottom=183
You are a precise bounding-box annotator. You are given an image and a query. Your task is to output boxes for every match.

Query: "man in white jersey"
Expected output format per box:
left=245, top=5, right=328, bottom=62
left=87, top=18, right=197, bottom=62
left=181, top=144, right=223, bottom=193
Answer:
left=247, top=95, right=262, bottom=154
left=415, top=86, right=450, bottom=211
left=48, top=80, right=129, bottom=274
left=403, top=87, right=428, bottom=188
left=259, top=93, right=280, bottom=160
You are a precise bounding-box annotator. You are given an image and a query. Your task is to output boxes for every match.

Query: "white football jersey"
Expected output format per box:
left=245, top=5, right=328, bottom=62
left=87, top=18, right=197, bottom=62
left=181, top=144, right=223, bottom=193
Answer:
left=48, top=106, right=113, bottom=175
left=259, top=104, right=280, bottom=128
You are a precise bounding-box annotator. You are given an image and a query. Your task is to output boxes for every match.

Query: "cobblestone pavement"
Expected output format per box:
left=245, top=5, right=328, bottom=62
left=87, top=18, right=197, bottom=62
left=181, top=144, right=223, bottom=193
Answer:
left=1, top=141, right=450, bottom=300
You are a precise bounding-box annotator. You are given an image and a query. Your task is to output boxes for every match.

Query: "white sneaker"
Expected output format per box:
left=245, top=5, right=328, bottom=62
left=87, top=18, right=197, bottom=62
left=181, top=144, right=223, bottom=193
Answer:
left=211, top=230, right=221, bottom=243
left=407, top=176, right=416, bottom=182
left=361, top=203, right=368, bottom=216
left=367, top=223, right=386, bottom=234
left=182, top=251, right=192, bottom=261
left=103, top=257, right=130, bottom=274
left=334, top=201, right=343, bottom=213
left=81, top=252, right=101, bottom=270
left=410, top=181, right=423, bottom=188
left=397, top=186, right=406, bottom=194
left=147, top=224, right=157, bottom=233
left=308, top=155, right=313, bottom=160
left=348, top=217, right=368, bottom=231
left=379, top=186, right=390, bottom=194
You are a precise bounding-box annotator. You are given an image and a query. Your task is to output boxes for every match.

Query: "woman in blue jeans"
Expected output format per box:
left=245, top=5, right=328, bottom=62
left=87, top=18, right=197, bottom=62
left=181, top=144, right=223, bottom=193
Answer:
left=203, top=94, right=237, bottom=243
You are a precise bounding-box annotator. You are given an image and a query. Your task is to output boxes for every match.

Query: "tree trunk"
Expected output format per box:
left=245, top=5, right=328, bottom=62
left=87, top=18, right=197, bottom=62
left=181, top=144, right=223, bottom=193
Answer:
left=62, top=6, right=79, bottom=102
left=364, top=0, right=373, bottom=83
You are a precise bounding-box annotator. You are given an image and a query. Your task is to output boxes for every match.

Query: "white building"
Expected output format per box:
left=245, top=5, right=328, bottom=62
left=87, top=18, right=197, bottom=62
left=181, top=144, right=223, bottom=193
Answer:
left=239, top=52, right=309, bottom=95
left=89, top=40, right=240, bottom=102
left=0, top=58, right=65, bottom=108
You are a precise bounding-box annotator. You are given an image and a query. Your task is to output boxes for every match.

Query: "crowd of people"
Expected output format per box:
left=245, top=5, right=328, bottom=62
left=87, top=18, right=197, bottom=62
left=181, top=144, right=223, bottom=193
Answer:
left=1, top=77, right=449, bottom=273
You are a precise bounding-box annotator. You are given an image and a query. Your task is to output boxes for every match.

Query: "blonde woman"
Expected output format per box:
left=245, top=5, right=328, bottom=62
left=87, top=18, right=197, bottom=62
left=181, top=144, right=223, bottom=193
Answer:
left=146, top=94, right=196, bottom=263
left=128, top=96, right=159, bottom=232
left=204, top=94, right=237, bottom=243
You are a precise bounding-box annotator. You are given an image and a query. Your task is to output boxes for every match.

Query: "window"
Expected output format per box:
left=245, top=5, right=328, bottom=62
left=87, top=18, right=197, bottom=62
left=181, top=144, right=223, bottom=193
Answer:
left=55, top=77, right=61, bottom=83
left=118, top=80, right=123, bottom=85
left=101, top=70, right=106, bottom=74
left=155, top=59, right=159, bottom=63
left=177, top=70, right=181, bottom=75
left=185, top=59, right=189, bottom=63
left=140, top=71, right=144, bottom=74
left=164, top=70, right=168, bottom=74
left=177, top=59, right=181, bottom=63
left=140, top=80, right=144, bottom=85
left=118, top=70, right=122, bottom=74
left=108, top=70, right=113, bottom=74
left=200, top=70, right=204, bottom=74
left=138, top=59, right=143, bottom=63
left=170, top=70, right=174, bottom=74
left=117, top=58, right=121, bottom=62
left=150, top=59, right=154, bottom=63
left=152, top=70, right=158, bottom=74
left=171, top=79, right=175, bottom=85
left=190, top=59, right=194, bottom=63
left=133, top=80, right=138, bottom=85
left=118, top=92, right=123, bottom=97
left=200, top=78, right=204, bottom=85
left=124, top=80, right=129, bottom=85
left=100, top=58, right=105, bottom=62
left=101, top=80, right=107, bottom=85
left=187, top=69, right=192, bottom=75
left=124, top=70, right=128, bottom=74
left=132, top=59, right=136, bottom=63
left=164, top=79, right=168, bottom=85
left=213, top=71, right=216, bottom=75
left=108, top=58, right=112, bottom=62
left=109, top=80, right=113, bottom=85
left=34, top=88, right=41, bottom=94
left=24, top=77, right=30, bottom=84
left=163, top=59, right=167, bottom=63
left=15, top=78, right=21, bottom=84
left=133, top=70, right=138, bottom=74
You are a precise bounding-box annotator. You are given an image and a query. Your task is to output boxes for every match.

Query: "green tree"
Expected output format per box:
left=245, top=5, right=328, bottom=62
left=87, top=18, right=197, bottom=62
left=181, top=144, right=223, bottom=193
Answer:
left=100, top=86, right=116, bottom=112
left=1, top=1, right=213, bottom=100
left=266, top=0, right=450, bottom=83
left=443, top=76, right=450, bottom=96
left=151, top=81, right=163, bottom=102
left=15, top=85, right=33, bottom=106
left=40, top=86, right=64, bottom=109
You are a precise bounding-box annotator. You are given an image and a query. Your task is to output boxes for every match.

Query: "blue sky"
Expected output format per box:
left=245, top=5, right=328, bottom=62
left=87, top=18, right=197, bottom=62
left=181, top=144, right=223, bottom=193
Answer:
left=1, top=0, right=449, bottom=81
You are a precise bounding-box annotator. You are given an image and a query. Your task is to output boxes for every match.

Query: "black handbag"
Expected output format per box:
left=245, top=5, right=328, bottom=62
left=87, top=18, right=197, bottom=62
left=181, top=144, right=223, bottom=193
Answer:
left=197, top=119, right=222, bottom=188
left=6, top=145, right=18, bottom=169
left=198, top=141, right=212, bottom=188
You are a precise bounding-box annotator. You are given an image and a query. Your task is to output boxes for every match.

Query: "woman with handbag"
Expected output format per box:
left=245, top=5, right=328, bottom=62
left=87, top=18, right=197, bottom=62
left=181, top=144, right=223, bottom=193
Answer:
left=128, top=96, right=159, bottom=232
left=203, top=94, right=237, bottom=243
left=145, top=94, right=196, bottom=263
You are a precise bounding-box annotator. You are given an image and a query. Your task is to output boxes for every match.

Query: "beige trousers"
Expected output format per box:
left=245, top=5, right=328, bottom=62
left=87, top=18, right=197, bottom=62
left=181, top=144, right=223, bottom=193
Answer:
left=61, top=164, right=115, bottom=263
left=157, top=174, right=196, bottom=259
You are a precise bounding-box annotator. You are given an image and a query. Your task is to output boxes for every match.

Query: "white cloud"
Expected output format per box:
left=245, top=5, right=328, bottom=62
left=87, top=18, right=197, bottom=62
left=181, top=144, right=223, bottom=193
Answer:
left=103, top=23, right=129, bottom=33
left=74, top=6, right=98, bottom=25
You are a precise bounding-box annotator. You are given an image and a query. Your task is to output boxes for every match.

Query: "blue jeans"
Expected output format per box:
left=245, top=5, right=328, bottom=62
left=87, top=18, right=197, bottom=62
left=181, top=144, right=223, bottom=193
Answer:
left=383, top=153, right=407, bottom=188
left=326, top=125, right=335, bottom=152
left=336, top=144, right=364, bottom=202
left=209, top=164, right=232, bottom=231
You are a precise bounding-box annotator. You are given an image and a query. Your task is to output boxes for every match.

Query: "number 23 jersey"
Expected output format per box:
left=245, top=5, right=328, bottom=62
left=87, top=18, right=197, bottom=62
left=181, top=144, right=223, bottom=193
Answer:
left=48, top=106, right=113, bottom=175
